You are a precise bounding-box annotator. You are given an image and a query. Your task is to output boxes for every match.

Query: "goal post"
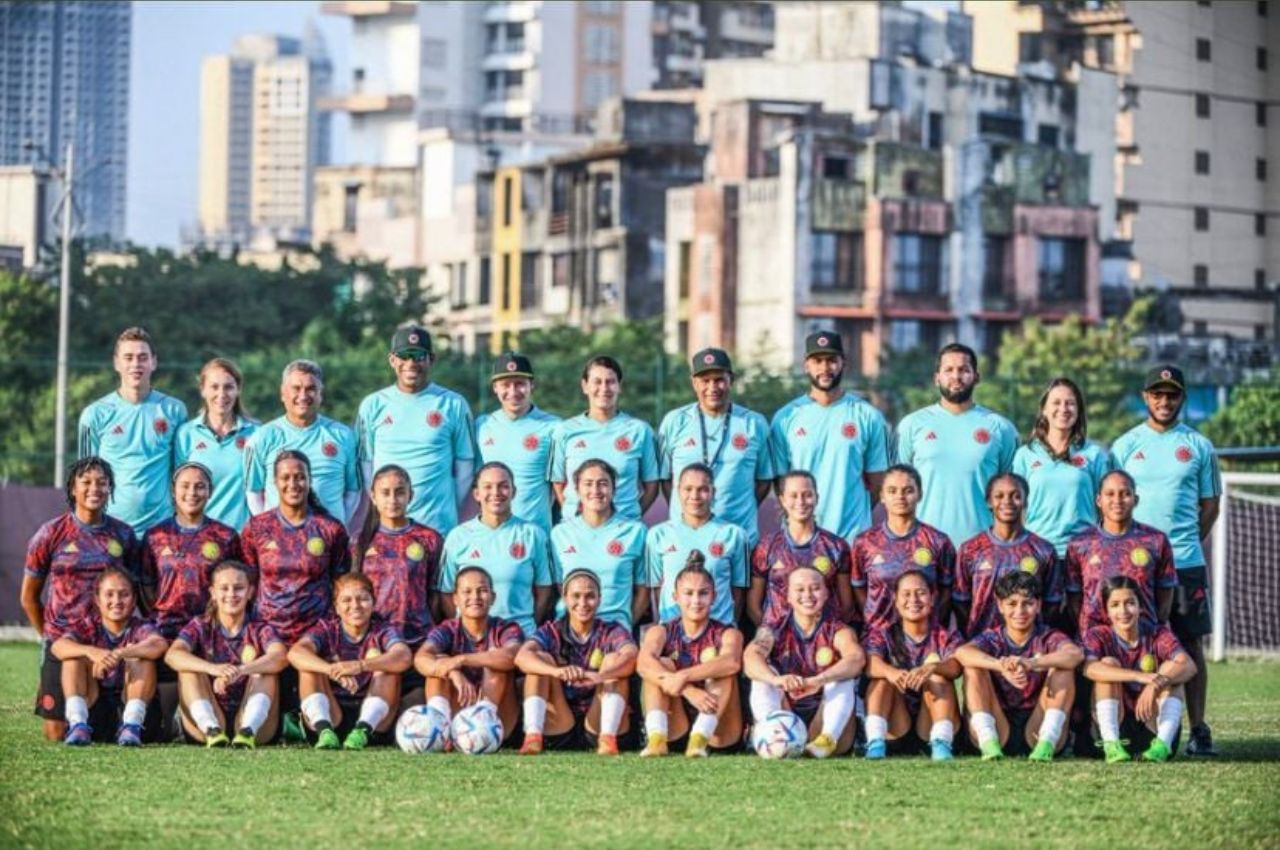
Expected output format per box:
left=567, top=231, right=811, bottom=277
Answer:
left=1211, top=471, right=1280, bottom=662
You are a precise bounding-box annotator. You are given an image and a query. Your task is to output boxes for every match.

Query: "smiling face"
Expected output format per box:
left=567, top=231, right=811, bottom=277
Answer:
left=804, top=353, right=843, bottom=393
left=880, top=470, right=920, bottom=520
left=1042, top=384, right=1079, bottom=433
left=675, top=571, right=715, bottom=622
left=492, top=375, right=533, bottom=416
left=1104, top=586, right=1140, bottom=630
left=96, top=572, right=136, bottom=626
left=563, top=575, right=601, bottom=624
left=997, top=590, right=1040, bottom=633
left=678, top=469, right=714, bottom=520
left=335, top=580, right=374, bottom=632
left=274, top=458, right=311, bottom=510
left=371, top=470, right=411, bottom=523
left=780, top=474, right=817, bottom=524
left=389, top=350, right=430, bottom=393
left=280, top=369, right=322, bottom=425
left=786, top=567, right=829, bottom=617
left=575, top=464, right=614, bottom=515
left=200, top=366, right=240, bottom=420
left=935, top=351, right=977, bottom=404
left=987, top=477, right=1025, bottom=526
left=692, top=370, right=731, bottom=412
left=455, top=570, right=494, bottom=619
left=1096, top=473, right=1137, bottom=525
left=473, top=466, right=514, bottom=520
left=173, top=466, right=211, bottom=519
left=73, top=467, right=112, bottom=513
left=894, top=572, right=933, bottom=626
left=1143, top=387, right=1184, bottom=427
left=210, top=567, right=252, bottom=619
left=114, top=340, right=156, bottom=394
left=581, top=364, right=621, bottom=415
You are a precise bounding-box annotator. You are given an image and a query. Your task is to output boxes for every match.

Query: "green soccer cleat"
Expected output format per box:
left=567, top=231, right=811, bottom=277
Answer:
left=979, top=739, right=1004, bottom=761
left=231, top=730, right=256, bottom=749
left=314, top=728, right=341, bottom=750
left=1142, top=738, right=1172, bottom=763
left=343, top=726, right=369, bottom=751
left=204, top=729, right=229, bottom=749
left=1028, top=740, right=1055, bottom=762
left=1102, top=740, right=1131, bottom=763
left=282, top=711, right=307, bottom=744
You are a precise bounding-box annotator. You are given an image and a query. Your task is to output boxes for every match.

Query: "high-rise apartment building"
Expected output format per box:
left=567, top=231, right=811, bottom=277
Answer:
left=651, top=1, right=775, bottom=89
left=0, top=1, right=130, bottom=241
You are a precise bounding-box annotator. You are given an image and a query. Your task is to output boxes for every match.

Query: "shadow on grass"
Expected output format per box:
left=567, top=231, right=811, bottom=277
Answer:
left=1213, top=738, right=1280, bottom=763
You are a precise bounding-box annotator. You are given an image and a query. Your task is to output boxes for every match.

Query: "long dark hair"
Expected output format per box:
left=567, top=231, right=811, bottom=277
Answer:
left=65, top=456, right=115, bottom=508
left=273, top=450, right=327, bottom=516
left=886, top=570, right=931, bottom=669
left=353, top=464, right=412, bottom=573
left=1030, top=377, right=1088, bottom=460
left=572, top=458, right=617, bottom=516
left=204, top=560, right=255, bottom=620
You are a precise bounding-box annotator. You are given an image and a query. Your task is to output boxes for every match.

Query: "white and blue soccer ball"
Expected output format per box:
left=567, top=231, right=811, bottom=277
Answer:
left=752, top=710, right=807, bottom=760
left=395, top=706, right=451, bottom=754
left=451, top=703, right=504, bottom=755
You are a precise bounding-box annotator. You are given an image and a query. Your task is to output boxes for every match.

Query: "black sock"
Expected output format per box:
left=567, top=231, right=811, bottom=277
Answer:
left=237, top=727, right=253, bottom=738
left=355, top=721, right=373, bottom=733
left=314, top=720, right=333, bottom=732
left=205, top=726, right=223, bottom=737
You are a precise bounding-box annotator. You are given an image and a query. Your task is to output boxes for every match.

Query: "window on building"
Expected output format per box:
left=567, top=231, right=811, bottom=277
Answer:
left=520, top=251, right=540, bottom=310
left=1260, top=102, right=1269, bottom=126
left=893, top=234, right=946, bottom=295
left=811, top=231, right=862, bottom=291
left=1194, top=264, right=1209, bottom=288
left=584, top=0, right=619, bottom=15
left=979, top=112, right=1024, bottom=140
left=1195, top=93, right=1210, bottom=118
left=478, top=257, right=491, bottom=305
left=1259, top=47, right=1269, bottom=70
left=822, top=155, right=851, bottom=179
left=475, top=332, right=492, bottom=354
left=1193, top=320, right=1208, bottom=336
left=1256, top=213, right=1267, bottom=236
left=594, top=175, right=614, bottom=228
left=1259, top=159, right=1269, bottom=181
left=1038, top=237, right=1086, bottom=301
left=342, top=184, right=359, bottom=233
left=422, top=37, right=446, bottom=68
left=888, top=320, right=923, bottom=353
left=1196, top=38, right=1211, bottom=61
left=583, top=70, right=618, bottom=109
left=1195, top=150, right=1210, bottom=174
left=983, top=236, right=1009, bottom=298
left=585, top=24, right=619, bottom=63
left=1195, top=207, right=1209, bottom=230
left=927, top=111, right=944, bottom=150
left=1255, top=268, right=1266, bottom=290
left=552, top=253, right=570, bottom=288
left=1018, top=32, right=1043, bottom=63
left=677, top=241, right=691, bottom=299
left=501, top=254, right=513, bottom=311
left=1037, top=124, right=1060, bottom=147
left=551, top=170, right=570, bottom=215
left=502, top=175, right=514, bottom=227
left=506, top=22, right=525, bottom=53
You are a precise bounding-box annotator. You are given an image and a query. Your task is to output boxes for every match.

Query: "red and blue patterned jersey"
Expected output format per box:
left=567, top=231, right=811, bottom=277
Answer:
left=1082, top=623, right=1186, bottom=715
left=955, top=529, right=1060, bottom=638
left=64, top=613, right=157, bottom=691
left=357, top=522, right=443, bottom=646
left=660, top=619, right=732, bottom=672
left=241, top=510, right=351, bottom=644
left=532, top=617, right=636, bottom=716
left=424, top=616, right=524, bottom=686
left=1065, top=522, right=1177, bottom=636
left=752, top=527, right=851, bottom=627
left=968, top=624, right=1074, bottom=712
left=864, top=622, right=962, bottom=716
left=299, top=615, right=405, bottom=696
left=141, top=517, right=242, bottom=639
left=763, top=612, right=850, bottom=715
left=175, top=614, right=283, bottom=710
left=850, top=521, right=955, bottom=632
left=24, top=512, right=141, bottom=639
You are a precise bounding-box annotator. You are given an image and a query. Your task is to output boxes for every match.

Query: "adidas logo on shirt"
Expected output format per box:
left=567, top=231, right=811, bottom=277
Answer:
left=195, top=442, right=208, bottom=450
left=382, top=415, right=394, bottom=425
left=469, top=549, right=482, bottom=558
left=574, top=440, right=588, bottom=449
left=483, top=438, right=495, bottom=446
left=112, top=425, right=125, bottom=435
left=684, top=438, right=697, bottom=447
left=795, top=428, right=807, bottom=437
left=665, top=544, right=678, bottom=553
left=1133, top=451, right=1146, bottom=460
left=924, top=431, right=937, bottom=440
left=563, top=545, right=577, bottom=554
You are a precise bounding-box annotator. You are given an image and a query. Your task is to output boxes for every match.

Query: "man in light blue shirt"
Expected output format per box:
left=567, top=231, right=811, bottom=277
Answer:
left=1111, top=363, right=1221, bottom=755
left=659, top=348, right=775, bottom=545
left=475, top=352, right=560, bottom=532
left=355, top=325, right=475, bottom=534
left=895, top=343, right=1017, bottom=549
left=770, top=331, right=890, bottom=544
left=78, top=326, right=188, bottom=535
left=244, top=359, right=360, bottom=524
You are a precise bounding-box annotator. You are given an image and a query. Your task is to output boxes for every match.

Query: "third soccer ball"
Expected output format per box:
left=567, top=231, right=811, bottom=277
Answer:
left=752, top=710, right=806, bottom=759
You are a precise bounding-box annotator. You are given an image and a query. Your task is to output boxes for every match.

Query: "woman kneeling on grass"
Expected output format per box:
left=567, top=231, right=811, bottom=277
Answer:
left=165, top=560, right=288, bottom=748
left=1083, top=575, right=1196, bottom=763
left=515, top=570, right=638, bottom=756
left=636, top=555, right=744, bottom=758
left=863, top=570, right=963, bottom=761
left=743, top=566, right=864, bottom=759
left=54, top=567, right=167, bottom=746
left=414, top=567, right=523, bottom=746
left=288, top=572, right=412, bottom=750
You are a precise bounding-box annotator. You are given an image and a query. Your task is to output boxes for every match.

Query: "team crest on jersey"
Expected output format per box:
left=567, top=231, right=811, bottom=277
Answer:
left=699, top=646, right=718, bottom=663
left=263, top=541, right=278, bottom=551
left=154, top=418, right=169, bottom=435
left=306, top=537, right=326, bottom=556
left=523, top=435, right=540, bottom=451
left=365, top=547, right=378, bottom=558
left=1130, top=547, right=1150, bottom=567
left=322, top=442, right=338, bottom=457
left=709, top=542, right=725, bottom=557
left=812, top=556, right=832, bottom=575
left=815, top=647, right=835, bottom=668
left=202, top=541, right=221, bottom=560
left=1088, top=554, right=1101, bottom=565
left=974, top=428, right=991, bottom=445
left=871, top=554, right=885, bottom=566
left=588, top=648, right=605, bottom=670
left=1175, top=446, right=1193, bottom=463
left=235, top=436, right=247, bottom=450
left=427, top=411, right=444, bottom=428
left=664, top=544, right=679, bottom=554
left=1071, top=455, right=1086, bottom=468
left=732, top=433, right=749, bottom=450
left=107, top=539, right=124, bottom=557
left=468, top=549, right=482, bottom=559
left=912, top=547, right=932, bottom=566
left=1139, top=653, right=1157, bottom=673
left=510, top=542, right=526, bottom=559
left=1030, top=460, right=1043, bottom=469
left=365, top=646, right=382, bottom=660
left=1019, top=556, right=1038, bottom=573
left=406, top=542, right=425, bottom=561
left=977, top=559, right=992, bottom=572
left=614, top=436, right=632, bottom=452
left=607, top=540, right=624, bottom=556
left=841, top=423, right=858, bottom=439
left=483, top=437, right=495, bottom=446
left=241, top=645, right=257, bottom=664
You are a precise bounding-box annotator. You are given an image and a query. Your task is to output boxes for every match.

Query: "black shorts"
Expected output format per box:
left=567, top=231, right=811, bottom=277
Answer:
left=85, top=689, right=166, bottom=743
left=34, top=640, right=63, bottom=720
left=1003, top=707, right=1034, bottom=756
left=1170, top=567, right=1212, bottom=642
left=545, top=712, right=596, bottom=751
left=665, top=699, right=744, bottom=753
left=886, top=730, right=929, bottom=757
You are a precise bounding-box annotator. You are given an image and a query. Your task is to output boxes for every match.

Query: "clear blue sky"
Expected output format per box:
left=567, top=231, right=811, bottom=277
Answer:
left=126, top=1, right=349, bottom=248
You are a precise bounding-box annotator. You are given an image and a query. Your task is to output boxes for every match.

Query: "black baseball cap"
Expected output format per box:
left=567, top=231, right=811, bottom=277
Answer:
left=491, top=351, right=534, bottom=381
left=391, top=325, right=433, bottom=357
left=805, top=330, right=844, bottom=358
left=691, top=347, right=733, bottom=376
left=1144, top=364, right=1185, bottom=392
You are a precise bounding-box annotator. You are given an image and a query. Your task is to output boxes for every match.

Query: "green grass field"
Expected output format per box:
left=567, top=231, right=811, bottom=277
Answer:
left=1, top=643, right=1277, bottom=849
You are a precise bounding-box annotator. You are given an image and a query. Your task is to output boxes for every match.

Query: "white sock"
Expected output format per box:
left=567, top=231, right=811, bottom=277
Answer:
left=240, top=692, right=271, bottom=733
left=1156, top=697, right=1184, bottom=748
left=523, top=695, right=548, bottom=735
left=930, top=718, right=955, bottom=744
left=301, top=692, right=332, bottom=728
left=970, top=711, right=998, bottom=746
left=691, top=712, right=719, bottom=739
left=1096, top=698, right=1121, bottom=743
left=1037, top=708, right=1067, bottom=747
left=749, top=680, right=783, bottom=721
left=122, top=698, right=147, bottom=727
left=864, top=713, right=889, bottom=743
left=190, top=698, right=220, bottom=732
left=427, top=695, right=453, bottom=723
left=358, top=696, right=389, bottom=730
left=599, top=692, right=625, bottom=736
left=819, top=679, right=855, bottom=740
left=644, top=709, right=669, bottom=737
left=65, top=695, right=89, bottom=726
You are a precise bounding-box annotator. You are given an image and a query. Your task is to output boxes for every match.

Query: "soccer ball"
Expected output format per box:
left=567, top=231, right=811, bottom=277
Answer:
left=395, top=706, right=450, bottom=754
left=451, top=703, right=504, bottom=755
left=752, top=710, right=807, bottom=759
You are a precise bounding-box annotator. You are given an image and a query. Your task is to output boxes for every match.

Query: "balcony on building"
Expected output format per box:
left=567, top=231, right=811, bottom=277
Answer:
left=484, top=1, right=537, bottom=24
left=320, top=1, right=417, bottom=18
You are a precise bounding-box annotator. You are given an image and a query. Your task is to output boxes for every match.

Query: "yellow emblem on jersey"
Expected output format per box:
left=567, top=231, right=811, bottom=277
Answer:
left=924, top=652, right=942, bottom=664
left=240, top=645, right=257, bottom=664
left=912, top=547, right=932, bottom=567
left=201, top=541, right=221, bottom=560
left=699, top=646, right=718, bottom=663
left=107, top=539, right=124, bottom=558
left=1140, top=653, right=1157, bottom=673
left=1020, top=556, right=1038, bottom=574
left=1130, top=547, right=1150, bottom=567
left=365, top=646, right=382, bottom=660
left=588, top=648, right=605, bottom=670
left=812, top=556, right=833, bottom=575
left=406, top=542, right=425, bottom=561
left=306, top=537, right=325, bottom=556
left=815, top=647, right=835, bottom=667
left=668, top=652, right=681, bottom=664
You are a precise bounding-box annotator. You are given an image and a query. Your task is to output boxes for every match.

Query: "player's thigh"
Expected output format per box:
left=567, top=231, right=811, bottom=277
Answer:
left=544, top=679, right=578, bottom=736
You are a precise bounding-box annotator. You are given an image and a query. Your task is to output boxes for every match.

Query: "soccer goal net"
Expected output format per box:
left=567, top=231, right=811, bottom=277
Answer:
left=1211, top=472, right=1280, bottom=661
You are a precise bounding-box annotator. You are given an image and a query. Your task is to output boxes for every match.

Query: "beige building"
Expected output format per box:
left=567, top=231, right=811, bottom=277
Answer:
left=966, top=0, right=1279, bottom=345
left=0, top=166, right=52, bottom=270
left=311, top=164, right=418, bottom=266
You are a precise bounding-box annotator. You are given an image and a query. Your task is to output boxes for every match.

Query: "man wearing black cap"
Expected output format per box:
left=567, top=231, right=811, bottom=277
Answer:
left=355, top=325, right=476, bottom=535
left=768, top=331, right=890, bottom=543
left=1111, top=364, right=1221, bottom=755
left=657, top=348, right=776, bottom=545
left=474, top=352, right=561, bottom=532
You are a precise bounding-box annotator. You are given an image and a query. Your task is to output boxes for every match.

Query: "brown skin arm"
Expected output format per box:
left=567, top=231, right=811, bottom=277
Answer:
left=746, top=576, right=766, bottom=627
left=754, top=480, right=772, bottom=504
left=551, top=481, right=567, bottom=506
left=934, top=586, right=952, bottom=629
left=287, top=638, right=334, bottom=675
left=19, top=575, right=44, bottom=635
left=1156, top=587, right=1174, bottom=624
left=634, top=624, right=670, bottom=682
left=533, top=585, right=555, bottom=626
left=631, top=585, right=649, bottom=626
left=1198, top=496, right=1220, bottom=542
left=835, top=573, right=854, bottom=625
left=639, top=481, right=659, bottom=515
left=863, top=471, right=886, bottom=501
left=659, top=480, right=673, bottom=504
left=852, top=586, right=867, bottom=616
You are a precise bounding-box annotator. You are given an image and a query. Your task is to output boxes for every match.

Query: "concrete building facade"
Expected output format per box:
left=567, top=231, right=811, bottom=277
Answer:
left=651, top=1, right=775, bottom=89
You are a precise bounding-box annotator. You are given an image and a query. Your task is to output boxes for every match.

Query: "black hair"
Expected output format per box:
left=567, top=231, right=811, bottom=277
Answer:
left=272, top=450, right=327, bottom=516
left=455, top=565, right=494, bottom=591
left=678, top=462, right=715, bottom=485
left=674, top=550, right=714, bottom=591
left=994, top=570, right=1042, bottom=601
left=1100, top=574, right=1142, bottom=608
left=94, top=565, right=136, bottom=596
left=65, top=456, right=115, bottom=509
left=886, top=570, right=933, bottom=667
left=1097, top=468, right=1136, bottom=496
left=204, top=559, right=257, bottom=619
left=581, top=355, right=623, bottom=383
left=882, top=463, right=923, bottom=493
left=985, top=471, right=1029, bottom=502
left=572, top=457, right=618, bottom=487
left=935, top=342, right=978, bottom=372
left=353, top=464, right=413, bottom=572
left=1030, top=376, right=1088, bottom=459
left=471, top=460, right=515, bottom=492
